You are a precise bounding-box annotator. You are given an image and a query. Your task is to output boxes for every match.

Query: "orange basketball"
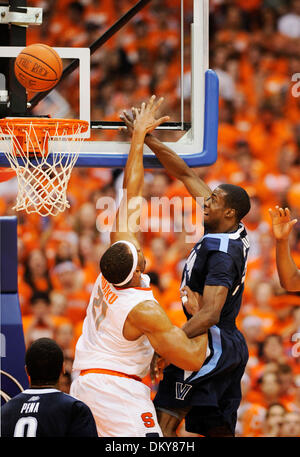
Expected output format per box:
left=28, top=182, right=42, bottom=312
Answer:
left=14, top=43, right=63, bottom=92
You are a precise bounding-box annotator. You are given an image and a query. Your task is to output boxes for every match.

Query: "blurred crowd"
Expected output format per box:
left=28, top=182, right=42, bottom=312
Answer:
left=1, top=0, right=300, bottom=437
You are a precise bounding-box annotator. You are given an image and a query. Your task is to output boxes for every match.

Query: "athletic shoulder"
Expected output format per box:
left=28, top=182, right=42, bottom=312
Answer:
left=127, top=300, right=168, bottom=332
left=202, top=224, right=249, bottom=255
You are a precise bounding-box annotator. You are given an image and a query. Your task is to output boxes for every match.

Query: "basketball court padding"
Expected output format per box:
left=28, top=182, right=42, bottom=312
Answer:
left=1, top=216, right=28, bottom=405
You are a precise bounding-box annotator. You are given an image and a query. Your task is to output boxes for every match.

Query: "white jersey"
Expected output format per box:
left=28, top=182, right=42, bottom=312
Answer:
left=72, top=273, right=156, bottom=379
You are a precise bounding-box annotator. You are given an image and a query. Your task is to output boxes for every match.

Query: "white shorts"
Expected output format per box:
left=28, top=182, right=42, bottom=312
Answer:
left=70, top=372, right=163, bottom=437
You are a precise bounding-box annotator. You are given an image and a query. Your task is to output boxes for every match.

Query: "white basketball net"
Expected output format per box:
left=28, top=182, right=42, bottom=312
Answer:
left=0, top=119, right=88, bottom=217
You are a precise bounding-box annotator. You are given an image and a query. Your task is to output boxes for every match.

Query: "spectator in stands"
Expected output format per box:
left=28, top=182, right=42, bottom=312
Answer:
left=50, top=291, right=68, bottom=318
left=243, top=196, right=270, bottom=262
left=73, top=202, right=98, bottom=238
left=262, top=403, right=286, bottom=437
left=255, top=371, right=283, bottom=407
left=24, top=249, right=52, bottom=297
left=277, top=363, right=297, bottom=402
left=240, top=315, right=263, bottom=369
left=51, top=261, right=89, bottom=326
left=259, top=334, right=288, bottom=366
left=22, top=292, right=55, bottom=347
left=54, top=322, right=75, bottom=360
left=213, top=46, right=236, bottom=102
left=279, top=411, right=300, bottom=436
left=58, top=371, right=72, bottom=394
left=54, top=240, right=78, bottom=266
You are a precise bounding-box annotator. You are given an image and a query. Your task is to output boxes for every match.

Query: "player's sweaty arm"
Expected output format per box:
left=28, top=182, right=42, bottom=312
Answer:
left=181, top=285, right=228, bottom=338
left=145, top=134, right=212, bottom=200
left=126, top=300, right=208, bottom=372
left=120, top=110, right=212, bottom=200
left=275, top=241, right=300, bottom=291
left=269, top=206, right=300, bottom=291
left=111, top=96, right=169, bottom=247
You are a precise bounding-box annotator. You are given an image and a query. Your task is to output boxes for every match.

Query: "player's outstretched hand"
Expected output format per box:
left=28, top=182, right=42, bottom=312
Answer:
left=120, top=110, right=134, bottom=135
left=268, top=206, right=297, bottom=241
left=133, top=95, right=170, bottom=135
left=120, top=96, right=169, bottom=135
left=180, top=286, right=201, bottom=316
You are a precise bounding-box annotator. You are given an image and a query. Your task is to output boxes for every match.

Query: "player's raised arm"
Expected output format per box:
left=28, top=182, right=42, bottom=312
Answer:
left=111, top=96, right=169, bottom=247
left=125, top=300, right=208, bottom=372
left=269, top=206, right=300, bottom=291
left=145, top=134, right=212, bottom=200
left=120, top=109, right=212, bottom=200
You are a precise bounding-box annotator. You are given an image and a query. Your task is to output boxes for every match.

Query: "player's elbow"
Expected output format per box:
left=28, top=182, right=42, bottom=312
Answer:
left=191, top=353, right=206, bottom=371
left=279, top=278, right=292, bottom=291
left=179, top=356, right=204, bottom=372
left=205, top=313, right=219, bottom=329
left=280, top=280, right=299, bottom=292
left=168, top=345, right=207, bottom=372
left=180, top=168, right=200, bottom=186
left=187, top=334, right=209, bottom=371
left=280, top=271, right=300, bottom=292
left=186, top=360, right=203, bottom=372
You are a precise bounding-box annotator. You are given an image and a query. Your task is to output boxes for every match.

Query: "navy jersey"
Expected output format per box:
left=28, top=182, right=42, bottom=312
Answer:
left=1, top=388, right=98, bottom=437
left=181, top=223, right=250, bottom=330
left=154, top=224, right=250, bottom=435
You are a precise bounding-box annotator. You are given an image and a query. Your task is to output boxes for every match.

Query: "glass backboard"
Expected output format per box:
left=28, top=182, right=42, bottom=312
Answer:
left=0, top=0, right=218, bottom=168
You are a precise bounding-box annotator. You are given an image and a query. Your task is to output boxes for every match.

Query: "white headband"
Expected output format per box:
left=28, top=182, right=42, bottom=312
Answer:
left=111, top=240, right=139, bottom=286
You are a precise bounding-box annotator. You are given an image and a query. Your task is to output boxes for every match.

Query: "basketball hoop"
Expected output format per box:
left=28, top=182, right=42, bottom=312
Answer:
left=0, top=117, right=89, bottom=216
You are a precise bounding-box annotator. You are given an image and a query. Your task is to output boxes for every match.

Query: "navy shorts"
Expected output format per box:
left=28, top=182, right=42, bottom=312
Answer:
left=153, top=325, right=249, bottom=435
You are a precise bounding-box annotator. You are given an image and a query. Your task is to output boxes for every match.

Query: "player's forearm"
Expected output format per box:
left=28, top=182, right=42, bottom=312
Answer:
left=111, top=128, right=145, bottom=242
left=181, top=309, right=218, bottom=338
left=145, top=134, right=211, bottom=199
left=182, top=285, right=227, bottom=337
left=275, top=239, right=300, bottom=291
left=189, top=332, right=208, bottom=370
left=161, top=331, right=208, bottom=371
left=123, top=128, right=145, bottom=198
left=145, top=134, right=191, bottom=180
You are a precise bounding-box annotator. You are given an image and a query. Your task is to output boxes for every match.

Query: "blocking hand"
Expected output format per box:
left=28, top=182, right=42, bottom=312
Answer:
left=268, top=206, right=297, bottom=241
left=180, top=285, right=202, bottom=316
left=120, top=95, right=169, bottom=135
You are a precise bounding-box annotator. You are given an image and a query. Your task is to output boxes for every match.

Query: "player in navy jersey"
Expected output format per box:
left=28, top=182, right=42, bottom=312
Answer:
left=120, top=109, right=251, bottom=437
left=1, top=338, right=98, bottom=437
left=153, top=185, right=250, bottom=437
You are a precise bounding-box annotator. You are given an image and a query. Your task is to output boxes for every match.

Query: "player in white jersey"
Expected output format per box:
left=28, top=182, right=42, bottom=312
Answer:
left=70, top=96, right=208, bottom=437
